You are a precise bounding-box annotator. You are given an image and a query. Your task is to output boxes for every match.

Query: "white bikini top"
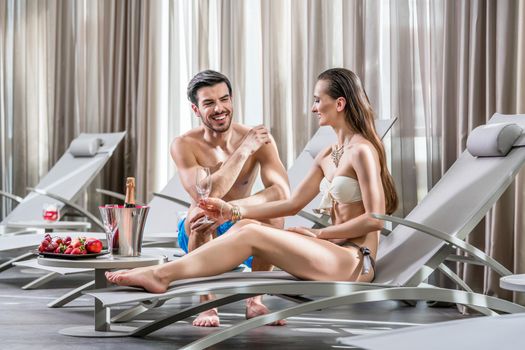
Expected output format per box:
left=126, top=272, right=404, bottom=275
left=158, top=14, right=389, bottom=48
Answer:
left=315, top=176, right=362, bottom=215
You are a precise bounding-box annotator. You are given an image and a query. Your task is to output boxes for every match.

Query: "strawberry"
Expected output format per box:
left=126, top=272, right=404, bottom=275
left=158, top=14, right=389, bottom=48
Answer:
left=71, top=245, right=86, bottom=255
left=85, top=239, right=103, bottom=253
left=64, top=246, right=73, bottom=254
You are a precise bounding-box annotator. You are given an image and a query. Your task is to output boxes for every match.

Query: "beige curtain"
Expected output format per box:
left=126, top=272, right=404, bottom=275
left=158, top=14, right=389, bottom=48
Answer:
left=1, top=0, right=58, bottom=217
left=172, top=0, right=388, bottom=167
left=384, top=0, right=525, bottom=304
left=0, top=0, right=165, bottom=218
left=435, top=0, right=525, bottom=305
left=71, top=0, right=166, bottom=205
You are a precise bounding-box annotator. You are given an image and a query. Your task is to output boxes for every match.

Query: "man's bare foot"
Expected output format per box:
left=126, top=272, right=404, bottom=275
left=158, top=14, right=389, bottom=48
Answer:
left=105, top=267, right=168, bottom=293
left=193, top=308, right=220, bottom=327
left=245, top=298, right=286, bottom=326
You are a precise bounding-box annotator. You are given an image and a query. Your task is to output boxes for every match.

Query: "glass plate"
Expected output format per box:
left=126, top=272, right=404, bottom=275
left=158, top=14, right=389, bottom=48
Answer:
left=37, top=250, right=109, bottom=260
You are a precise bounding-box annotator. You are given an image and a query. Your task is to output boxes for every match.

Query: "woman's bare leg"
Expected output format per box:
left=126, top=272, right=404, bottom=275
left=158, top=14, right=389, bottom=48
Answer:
left=106, top=219, right=259, bottom=292
left=106, top=223, right=361, bottom=293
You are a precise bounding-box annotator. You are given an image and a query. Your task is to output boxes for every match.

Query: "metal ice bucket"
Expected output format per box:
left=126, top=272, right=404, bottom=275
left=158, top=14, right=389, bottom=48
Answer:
left=113, top=206, right=150, bottom=256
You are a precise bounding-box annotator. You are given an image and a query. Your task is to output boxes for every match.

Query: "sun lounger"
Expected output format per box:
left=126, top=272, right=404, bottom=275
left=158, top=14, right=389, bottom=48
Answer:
left=0, top=132, right=125, bottom=272
left=85, top=113, right=525, bottom=349
left=337, top=313, right=525, bottom=350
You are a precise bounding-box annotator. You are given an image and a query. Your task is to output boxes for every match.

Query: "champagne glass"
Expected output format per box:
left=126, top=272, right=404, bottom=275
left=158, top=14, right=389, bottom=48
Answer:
left=195, top=167, right=213, bottom=223
left=98, top=205, right=118, bottom=259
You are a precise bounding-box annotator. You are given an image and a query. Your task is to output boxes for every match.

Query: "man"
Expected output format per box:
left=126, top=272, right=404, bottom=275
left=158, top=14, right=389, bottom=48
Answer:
left=171, top=70, right=290, bottom=327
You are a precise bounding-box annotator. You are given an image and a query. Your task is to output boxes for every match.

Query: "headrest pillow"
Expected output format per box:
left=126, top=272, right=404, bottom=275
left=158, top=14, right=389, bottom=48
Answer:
left=69, top=137, right=103, bottom=157
left=466, top=123, right=522, bottom=157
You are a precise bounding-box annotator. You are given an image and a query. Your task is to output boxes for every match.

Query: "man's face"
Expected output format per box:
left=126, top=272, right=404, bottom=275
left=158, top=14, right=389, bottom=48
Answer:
left=192, top=82, right=233, bottom=133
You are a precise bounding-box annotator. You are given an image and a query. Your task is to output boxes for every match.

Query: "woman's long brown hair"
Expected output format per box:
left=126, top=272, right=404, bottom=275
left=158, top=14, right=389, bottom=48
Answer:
left=317, top=68, right=398, bottom=214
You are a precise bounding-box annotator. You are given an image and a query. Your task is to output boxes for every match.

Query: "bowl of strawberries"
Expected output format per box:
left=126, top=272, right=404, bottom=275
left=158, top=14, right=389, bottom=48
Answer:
left=37, top=234, right=107, bottom=259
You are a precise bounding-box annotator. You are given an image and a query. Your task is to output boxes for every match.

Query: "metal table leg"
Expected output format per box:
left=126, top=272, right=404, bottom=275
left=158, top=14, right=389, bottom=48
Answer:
left=58, top=268, right=135, bottom=337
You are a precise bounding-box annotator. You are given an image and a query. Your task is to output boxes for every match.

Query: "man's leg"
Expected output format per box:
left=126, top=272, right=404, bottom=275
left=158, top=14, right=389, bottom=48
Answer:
left=245, top=217, right=286, bottom=326
left=185, top=207, right=220, bottom=327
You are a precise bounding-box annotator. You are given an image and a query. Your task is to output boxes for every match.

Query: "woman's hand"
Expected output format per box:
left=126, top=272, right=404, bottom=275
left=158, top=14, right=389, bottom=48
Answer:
left=286, top=227, right=320, bottom=238
left=198, top=198, right=233, bottom=221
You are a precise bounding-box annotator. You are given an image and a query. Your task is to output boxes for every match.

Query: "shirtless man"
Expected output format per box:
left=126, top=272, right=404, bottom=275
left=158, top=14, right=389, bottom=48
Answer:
left=171, top=70, right=290, bottom=327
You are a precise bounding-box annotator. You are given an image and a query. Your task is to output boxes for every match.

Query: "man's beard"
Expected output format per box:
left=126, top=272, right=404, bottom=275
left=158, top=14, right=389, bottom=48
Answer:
left=201, top=114, right=233, bottom=133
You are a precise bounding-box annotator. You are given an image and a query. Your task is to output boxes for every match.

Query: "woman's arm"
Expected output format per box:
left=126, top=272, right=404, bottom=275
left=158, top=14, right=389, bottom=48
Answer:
left=317, top=144, right=385, bottom=240
left=200, top=160, right=325, bottom=221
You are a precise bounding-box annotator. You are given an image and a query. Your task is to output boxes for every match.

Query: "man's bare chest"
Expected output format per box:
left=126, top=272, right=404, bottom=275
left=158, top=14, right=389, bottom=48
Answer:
left=194, top=146, right=259, bottom=197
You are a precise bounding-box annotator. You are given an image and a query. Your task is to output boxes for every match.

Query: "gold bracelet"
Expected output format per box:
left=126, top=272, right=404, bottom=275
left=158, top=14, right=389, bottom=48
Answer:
left=231, top=205, right=238, bottom=222
left=231, top=204, right=242, bottom=222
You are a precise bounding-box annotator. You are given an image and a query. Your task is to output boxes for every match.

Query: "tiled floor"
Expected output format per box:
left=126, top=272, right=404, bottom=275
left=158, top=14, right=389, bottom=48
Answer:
left=0, top=262, right=472, bottom=349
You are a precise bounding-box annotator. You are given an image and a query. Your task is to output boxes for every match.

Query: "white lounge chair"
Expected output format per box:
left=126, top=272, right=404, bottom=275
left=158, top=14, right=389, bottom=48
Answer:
left=337, top=313, right=525, bottom=350
left=85, top=114, right=525, bottom=349
left=0, top=132, right=126, bottom=272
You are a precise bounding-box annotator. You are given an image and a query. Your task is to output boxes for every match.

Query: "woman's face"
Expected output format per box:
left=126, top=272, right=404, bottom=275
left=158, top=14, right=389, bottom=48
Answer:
left=312, top=80, right=339, bottom=127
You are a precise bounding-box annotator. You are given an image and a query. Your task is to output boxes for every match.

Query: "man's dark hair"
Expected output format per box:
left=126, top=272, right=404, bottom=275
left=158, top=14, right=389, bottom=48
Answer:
left=187, top=70, right=233, bottom=105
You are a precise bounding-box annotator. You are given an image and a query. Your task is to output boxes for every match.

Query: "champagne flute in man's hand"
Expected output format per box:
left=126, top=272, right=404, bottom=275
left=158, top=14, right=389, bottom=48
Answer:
left=195, top=167, right=213, bottom=223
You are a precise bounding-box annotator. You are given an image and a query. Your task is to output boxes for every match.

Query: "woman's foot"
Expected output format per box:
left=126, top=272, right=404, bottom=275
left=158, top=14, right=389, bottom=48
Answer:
left=245, top=297, right=286, bottom=326
left=105, top=266, right=169, bottom=293
left=193, top=308, right=220, bottom=327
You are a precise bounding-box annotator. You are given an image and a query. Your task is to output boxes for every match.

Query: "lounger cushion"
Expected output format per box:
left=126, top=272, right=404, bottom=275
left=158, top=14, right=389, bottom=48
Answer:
left=69, top=137, right=103, bottom=157
left=467, top=123, right=522, bottom=157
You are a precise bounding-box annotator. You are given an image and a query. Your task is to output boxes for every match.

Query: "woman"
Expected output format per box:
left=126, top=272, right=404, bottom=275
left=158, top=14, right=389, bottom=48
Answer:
left=106, top=68, right=398, bottom=293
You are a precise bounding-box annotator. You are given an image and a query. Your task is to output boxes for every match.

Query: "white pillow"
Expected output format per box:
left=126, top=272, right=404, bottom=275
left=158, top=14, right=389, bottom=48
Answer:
left=466, top=123, right=522, bottom=157
left=69, top=137, right=103, bottom=157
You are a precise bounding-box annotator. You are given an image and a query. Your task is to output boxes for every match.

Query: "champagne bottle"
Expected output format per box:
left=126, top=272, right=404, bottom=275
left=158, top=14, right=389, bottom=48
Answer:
left=124, top=177, right=136, bottom=208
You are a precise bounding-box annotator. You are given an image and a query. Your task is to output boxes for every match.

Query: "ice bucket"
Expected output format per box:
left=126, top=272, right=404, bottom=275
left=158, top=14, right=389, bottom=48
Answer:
left=112, top=206, right=150, bottom=256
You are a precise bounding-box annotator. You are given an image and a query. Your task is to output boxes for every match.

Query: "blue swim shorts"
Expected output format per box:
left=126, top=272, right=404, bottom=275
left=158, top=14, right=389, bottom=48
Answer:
left=177, top=218, right=253, bottom=268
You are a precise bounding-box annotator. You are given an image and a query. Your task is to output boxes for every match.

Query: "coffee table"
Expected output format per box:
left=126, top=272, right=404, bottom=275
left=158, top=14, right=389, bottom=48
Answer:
left=500, top=274, right=525, bottom=292
left=38, top=254, right=167, bottom=337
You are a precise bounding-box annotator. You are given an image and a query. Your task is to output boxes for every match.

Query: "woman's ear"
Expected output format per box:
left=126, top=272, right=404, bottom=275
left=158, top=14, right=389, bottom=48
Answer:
left=336, top=97, right=346, bottom=112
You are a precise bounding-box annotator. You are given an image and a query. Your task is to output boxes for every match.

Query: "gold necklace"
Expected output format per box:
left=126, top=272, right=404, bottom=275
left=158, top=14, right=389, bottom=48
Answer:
left=331, top=144, right=345, bottom=167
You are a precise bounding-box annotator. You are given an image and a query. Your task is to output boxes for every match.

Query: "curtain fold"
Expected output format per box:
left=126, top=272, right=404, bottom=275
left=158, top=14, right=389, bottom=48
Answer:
left=1, top=0, right=60, bottom=215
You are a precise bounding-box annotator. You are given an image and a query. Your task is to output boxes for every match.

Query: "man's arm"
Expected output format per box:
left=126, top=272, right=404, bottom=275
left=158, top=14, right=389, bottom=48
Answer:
left=208, top=125, right=274, bottom=198
left=171, top=126, right=272, bottom=202
left=231, top=134, right=290, bottom=207
left=171, top=137, right=209, bottom=202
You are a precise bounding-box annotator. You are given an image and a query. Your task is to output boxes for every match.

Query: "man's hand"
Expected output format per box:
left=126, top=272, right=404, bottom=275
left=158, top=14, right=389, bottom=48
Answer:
left=190, top=216, right=220, bottom=236
left=188, top=207, right=220, bottom=236
left=286, top=227, right=320, bottom=238
left=241, top=125, right=271, bottom=155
